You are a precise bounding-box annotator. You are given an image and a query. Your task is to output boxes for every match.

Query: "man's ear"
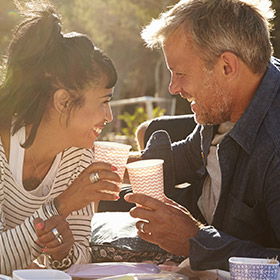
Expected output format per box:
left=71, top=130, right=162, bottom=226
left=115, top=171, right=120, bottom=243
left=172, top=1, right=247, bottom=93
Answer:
left=53, top=89, right=70, bottom=114
left=220, top=51, right=239, bottom=80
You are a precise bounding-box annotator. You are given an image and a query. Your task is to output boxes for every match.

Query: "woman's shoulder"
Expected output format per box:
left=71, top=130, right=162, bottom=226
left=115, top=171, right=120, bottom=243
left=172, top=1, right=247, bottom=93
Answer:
left=62, top=147, right=94, bottom=164
left=0, top=127, right=10, bottom=160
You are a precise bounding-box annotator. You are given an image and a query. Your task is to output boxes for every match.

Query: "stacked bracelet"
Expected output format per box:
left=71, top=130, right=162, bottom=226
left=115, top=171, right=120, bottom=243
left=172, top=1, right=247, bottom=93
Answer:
left=46, top=248, right=74, bottom=270
left=45, top=198, right=60, bottom=218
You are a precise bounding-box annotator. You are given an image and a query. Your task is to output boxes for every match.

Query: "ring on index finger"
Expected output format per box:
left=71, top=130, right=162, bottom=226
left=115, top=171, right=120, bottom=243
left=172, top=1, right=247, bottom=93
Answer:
left=89, top=172, right=100, bottom=184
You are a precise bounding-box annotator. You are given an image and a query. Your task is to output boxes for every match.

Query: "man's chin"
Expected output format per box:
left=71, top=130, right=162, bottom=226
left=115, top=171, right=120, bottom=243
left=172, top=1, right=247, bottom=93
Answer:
left=194, top=114, right=223, bottom=126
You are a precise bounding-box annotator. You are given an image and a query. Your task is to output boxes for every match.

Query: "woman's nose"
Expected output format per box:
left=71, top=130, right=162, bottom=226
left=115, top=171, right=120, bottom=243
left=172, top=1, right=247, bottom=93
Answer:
left=105, top=103, right=113, bottom=123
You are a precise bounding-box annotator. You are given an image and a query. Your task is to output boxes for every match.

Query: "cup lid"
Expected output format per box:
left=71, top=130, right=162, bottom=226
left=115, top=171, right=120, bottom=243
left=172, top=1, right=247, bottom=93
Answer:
left=126, top=159, right=164, bottom=169
left=94, top=141, right=132, bottom=150
left=229, top=257, right=279, bottom=265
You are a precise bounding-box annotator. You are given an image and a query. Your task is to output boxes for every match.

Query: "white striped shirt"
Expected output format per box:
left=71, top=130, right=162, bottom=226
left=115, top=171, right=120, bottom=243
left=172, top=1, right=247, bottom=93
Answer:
left=0, top=139, right=94, bottom=275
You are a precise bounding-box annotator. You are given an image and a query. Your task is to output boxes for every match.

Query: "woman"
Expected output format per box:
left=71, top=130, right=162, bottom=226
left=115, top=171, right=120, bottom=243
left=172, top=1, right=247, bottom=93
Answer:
left=0, top=1, right=121, bottom=274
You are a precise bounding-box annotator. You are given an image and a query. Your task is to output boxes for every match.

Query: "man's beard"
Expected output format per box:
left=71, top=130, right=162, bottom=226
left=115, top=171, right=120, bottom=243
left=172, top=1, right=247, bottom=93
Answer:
left=194, top=68, right=231, bottom=125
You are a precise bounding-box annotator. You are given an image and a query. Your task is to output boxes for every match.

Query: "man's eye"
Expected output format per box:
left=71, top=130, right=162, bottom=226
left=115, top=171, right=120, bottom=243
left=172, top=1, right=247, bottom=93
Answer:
left=176, top=73, right=184, bottom=77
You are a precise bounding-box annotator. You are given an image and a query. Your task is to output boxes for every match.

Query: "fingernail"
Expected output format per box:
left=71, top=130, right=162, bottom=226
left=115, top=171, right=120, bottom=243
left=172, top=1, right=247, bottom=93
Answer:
left=124, top=194, right=131, bottom=201
left=114, top=195, right=120, bottom=200
left=37, top=222, right=44, bottom=230
left=42, top=248, right=46, bottom=252
left=112, top=165, right=118, bottom=171
left=37, top=242, right=43, bottom=247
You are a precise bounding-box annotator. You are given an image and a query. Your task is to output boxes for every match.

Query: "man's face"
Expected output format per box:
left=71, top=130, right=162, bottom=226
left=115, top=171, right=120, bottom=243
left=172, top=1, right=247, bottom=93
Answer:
left=163, top=31, right=232, bottom=125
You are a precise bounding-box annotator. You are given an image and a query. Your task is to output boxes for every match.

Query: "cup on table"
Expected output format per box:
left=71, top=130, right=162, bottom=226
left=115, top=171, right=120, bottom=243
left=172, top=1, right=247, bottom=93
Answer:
left=229, top=257, right=279, bottom=280
left=94, top=141, right=132, bottom=187
left=126, top=159, right=165, bottom=202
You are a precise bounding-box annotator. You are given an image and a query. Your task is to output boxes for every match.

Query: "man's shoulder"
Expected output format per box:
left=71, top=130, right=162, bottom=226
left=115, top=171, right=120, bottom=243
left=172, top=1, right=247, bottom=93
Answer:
left=271, top=57, right=280, bottom=70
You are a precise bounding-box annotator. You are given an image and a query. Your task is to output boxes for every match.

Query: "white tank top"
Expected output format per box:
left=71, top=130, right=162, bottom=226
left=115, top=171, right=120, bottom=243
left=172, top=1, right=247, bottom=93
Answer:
left=9, top=126, right=61, bottom=197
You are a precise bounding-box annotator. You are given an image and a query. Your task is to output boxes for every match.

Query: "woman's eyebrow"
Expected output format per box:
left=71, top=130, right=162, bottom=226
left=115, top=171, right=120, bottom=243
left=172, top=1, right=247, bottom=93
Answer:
left=101, top=93, right=113, bottom=98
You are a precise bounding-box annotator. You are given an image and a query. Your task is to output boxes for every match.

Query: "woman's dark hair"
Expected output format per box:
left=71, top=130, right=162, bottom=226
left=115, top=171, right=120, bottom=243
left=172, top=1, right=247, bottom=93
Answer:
left=0, top=1, right=117, bottom=148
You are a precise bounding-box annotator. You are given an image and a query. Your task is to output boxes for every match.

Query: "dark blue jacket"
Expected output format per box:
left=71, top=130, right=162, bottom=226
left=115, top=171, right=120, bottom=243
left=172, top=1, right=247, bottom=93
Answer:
left=143, top=59, right=280, bottom=271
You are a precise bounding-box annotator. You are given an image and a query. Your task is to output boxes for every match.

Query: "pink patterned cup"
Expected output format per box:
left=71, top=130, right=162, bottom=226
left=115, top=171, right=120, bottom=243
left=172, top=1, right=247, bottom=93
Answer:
left=94, top=141, right=132, bottom=186
left=126, top=159, right=165, bottom=202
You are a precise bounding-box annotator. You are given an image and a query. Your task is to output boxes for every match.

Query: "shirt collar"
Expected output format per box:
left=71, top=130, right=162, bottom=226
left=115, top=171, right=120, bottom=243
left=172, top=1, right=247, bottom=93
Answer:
left=229, top=60, right=280, bottom=154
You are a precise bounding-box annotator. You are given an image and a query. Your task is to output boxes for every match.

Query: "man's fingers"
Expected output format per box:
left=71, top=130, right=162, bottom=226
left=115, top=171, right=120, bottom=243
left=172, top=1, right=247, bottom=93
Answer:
left=93, top=190, right=121, bottom=201
left=124, top=193, right=164, bottom=210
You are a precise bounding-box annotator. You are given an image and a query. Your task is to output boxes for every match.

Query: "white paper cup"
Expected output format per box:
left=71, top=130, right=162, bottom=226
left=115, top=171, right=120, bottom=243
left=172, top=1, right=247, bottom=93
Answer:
left=12, top=269, right=71, bottom=280
left=126, top=159, right=165, bottom=202
left=229, top=257, right=279, bottom=280
left=94, top=141, right=131, bottom=186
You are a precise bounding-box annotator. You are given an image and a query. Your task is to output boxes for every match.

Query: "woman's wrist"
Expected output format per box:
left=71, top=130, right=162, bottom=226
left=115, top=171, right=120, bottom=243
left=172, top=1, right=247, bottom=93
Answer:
left=46, top=247, right=74, bottom=270
left=53, top=195, right=71, bottom=219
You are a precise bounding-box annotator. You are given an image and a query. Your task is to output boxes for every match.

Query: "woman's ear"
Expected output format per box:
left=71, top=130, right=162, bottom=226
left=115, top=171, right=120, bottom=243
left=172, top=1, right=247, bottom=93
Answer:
left=53, top=89, right=70, bottom=114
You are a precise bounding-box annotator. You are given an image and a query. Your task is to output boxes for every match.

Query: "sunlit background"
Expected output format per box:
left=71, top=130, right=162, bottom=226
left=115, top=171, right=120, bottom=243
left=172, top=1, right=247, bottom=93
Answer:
left=0, top=0, right=279, bottom=149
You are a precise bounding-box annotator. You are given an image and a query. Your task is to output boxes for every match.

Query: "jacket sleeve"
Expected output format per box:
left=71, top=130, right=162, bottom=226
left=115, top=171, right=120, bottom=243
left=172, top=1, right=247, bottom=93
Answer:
left=189, top=156, right=280, bottom=271
left=189, top=226, right=280, bottom=271
left=171, top=124, right=204, bottom=185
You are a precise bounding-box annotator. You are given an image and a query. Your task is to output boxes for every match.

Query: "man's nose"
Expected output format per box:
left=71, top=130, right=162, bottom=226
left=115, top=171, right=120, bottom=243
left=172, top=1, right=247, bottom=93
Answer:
left=169, top=77, right=181, bottom=95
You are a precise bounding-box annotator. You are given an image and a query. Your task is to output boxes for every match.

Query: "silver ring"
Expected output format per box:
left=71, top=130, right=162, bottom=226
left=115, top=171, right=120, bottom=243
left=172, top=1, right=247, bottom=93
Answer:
left=57, top=234, right=63, bottom=244
left=89, top=172, right=100, bottom=184
left=52, top=228, right=59, bottom=238
left=140, top=222, right=145, bottom=233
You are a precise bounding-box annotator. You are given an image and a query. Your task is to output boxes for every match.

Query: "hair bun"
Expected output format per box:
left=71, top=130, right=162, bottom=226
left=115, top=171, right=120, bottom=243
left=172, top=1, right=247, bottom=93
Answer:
left=9, top=2, right=63, bottom=66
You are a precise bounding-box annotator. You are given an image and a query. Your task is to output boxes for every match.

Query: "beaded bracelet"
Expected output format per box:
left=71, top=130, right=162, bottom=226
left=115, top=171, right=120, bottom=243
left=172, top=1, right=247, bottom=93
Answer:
left=46, top=248, right=74, bottom=270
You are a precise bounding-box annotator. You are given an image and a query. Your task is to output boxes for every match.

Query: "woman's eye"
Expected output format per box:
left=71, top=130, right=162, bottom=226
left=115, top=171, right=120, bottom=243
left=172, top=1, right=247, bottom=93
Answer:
left=103, top=97, right=112, bottom=104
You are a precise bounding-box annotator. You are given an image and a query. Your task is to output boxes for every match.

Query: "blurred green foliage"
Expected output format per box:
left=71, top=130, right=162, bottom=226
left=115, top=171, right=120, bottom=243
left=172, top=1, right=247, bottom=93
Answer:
left=118, top=106, right=166, bottom=138
left=117, top=106, right=166, bottom=150
left=0, top=0, right=279, bottom=132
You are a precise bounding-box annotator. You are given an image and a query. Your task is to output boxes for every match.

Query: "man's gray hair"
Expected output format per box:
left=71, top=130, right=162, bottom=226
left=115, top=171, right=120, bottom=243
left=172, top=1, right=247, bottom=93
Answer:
left=141, top=0, right=275, bottom=73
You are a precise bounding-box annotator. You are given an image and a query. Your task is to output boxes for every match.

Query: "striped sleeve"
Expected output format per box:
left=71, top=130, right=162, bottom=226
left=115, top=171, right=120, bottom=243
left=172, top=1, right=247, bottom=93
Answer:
left=0, top=147, right=95, bottom=274
left=37, top=148, right=94, bottom=269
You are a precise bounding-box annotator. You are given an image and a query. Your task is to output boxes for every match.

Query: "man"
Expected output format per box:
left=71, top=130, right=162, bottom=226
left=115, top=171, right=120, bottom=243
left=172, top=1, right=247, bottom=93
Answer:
left=125, top=0, right=280, bottom=271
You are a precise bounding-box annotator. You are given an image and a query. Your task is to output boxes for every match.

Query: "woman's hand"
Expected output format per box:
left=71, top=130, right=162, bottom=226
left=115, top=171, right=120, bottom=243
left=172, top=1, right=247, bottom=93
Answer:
left=34, top=216, right=74, bottom=261
left=55, top=161, right=121, bottom=218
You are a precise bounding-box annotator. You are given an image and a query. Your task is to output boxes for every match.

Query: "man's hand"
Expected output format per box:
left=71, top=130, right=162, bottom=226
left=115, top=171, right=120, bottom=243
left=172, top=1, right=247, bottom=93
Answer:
left=124, top=193, right=201, bottom=256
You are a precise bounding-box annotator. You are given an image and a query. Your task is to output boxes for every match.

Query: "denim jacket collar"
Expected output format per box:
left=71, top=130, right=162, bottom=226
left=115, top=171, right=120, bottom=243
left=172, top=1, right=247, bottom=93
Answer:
left=228, top=61, right=280, bottom=154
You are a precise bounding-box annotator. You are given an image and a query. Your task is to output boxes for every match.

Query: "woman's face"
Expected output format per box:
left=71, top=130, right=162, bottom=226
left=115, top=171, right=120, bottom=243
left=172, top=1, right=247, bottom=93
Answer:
left=65, top=82, right=114, bottom=149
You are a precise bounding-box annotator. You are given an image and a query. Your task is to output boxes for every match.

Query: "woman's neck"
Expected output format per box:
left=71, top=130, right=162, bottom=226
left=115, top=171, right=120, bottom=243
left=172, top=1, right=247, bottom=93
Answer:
left=22, top=122, right=64, bottom=191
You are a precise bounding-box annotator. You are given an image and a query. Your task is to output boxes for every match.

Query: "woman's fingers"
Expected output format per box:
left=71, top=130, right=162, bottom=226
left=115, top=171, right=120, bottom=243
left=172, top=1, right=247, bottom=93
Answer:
left=35, top=216, right=74, bottom=259
left=42, top=229, right=74, bottom=249
left=37, top=221, right=70, bottom=246
left=84, top=161, right=117, bottom=175
left=55, top=161, right=123, bottom=217
left=42, top=242, right=71, bottom=256
left=88, top=169, right=121, bottom=184
left=89, top=179, right=121, bottom=193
